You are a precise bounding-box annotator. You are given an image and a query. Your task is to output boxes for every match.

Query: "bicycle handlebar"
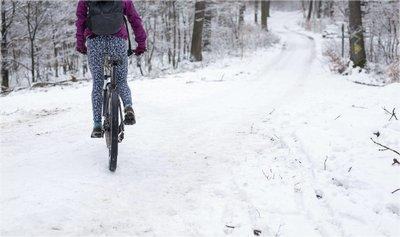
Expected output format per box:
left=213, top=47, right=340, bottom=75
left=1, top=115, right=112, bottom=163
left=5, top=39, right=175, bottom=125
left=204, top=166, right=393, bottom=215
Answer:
left=127, top=52, right=144, bottom=76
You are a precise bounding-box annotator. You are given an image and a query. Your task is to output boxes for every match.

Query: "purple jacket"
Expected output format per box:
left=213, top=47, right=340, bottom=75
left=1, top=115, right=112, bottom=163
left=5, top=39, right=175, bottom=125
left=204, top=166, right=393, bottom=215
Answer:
left=75, top=0, right=147, bottom=51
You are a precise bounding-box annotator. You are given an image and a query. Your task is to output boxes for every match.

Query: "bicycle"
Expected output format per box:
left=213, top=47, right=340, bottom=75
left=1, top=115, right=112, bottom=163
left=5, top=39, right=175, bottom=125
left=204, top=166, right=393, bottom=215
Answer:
left=102, top=54, right=143, bottom=172
left=102, top=56, right=124, bottom=172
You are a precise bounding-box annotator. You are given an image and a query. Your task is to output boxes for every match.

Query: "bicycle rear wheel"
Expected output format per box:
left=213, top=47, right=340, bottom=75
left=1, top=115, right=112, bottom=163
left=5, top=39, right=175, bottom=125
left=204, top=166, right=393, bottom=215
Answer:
left=108, top=91, right=119, bottom=172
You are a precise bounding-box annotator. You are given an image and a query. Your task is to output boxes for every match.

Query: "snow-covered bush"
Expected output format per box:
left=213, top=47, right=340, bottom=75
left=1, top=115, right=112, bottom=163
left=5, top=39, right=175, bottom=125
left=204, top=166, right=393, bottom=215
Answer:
left=322, top=38, right=350, bottom=75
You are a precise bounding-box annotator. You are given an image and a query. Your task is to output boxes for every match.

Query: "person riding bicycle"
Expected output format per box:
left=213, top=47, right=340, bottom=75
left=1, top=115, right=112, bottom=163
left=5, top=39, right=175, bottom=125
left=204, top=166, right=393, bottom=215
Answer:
left=75, top=0, right=146, bottom=138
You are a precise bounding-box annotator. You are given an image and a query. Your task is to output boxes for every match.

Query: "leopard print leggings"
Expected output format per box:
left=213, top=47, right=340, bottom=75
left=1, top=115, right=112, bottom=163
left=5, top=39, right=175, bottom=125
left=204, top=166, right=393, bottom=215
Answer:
left=87, top=36, right=132, bottom=123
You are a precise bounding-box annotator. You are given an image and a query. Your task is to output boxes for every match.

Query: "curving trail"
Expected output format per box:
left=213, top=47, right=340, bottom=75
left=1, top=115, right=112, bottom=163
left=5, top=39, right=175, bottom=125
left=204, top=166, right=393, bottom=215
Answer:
left=1, top=12, right=399, bottom=237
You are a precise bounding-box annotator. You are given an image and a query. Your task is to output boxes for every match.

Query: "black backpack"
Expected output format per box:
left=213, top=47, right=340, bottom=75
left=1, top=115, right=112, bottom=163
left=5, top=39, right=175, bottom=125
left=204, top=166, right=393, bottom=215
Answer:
left=86, top=0, right=124, bottom=35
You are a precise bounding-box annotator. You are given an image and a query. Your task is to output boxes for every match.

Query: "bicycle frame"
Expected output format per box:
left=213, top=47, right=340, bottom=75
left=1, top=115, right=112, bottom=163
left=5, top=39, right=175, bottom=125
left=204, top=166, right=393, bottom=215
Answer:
left=102, top=56, right=125, bottom=145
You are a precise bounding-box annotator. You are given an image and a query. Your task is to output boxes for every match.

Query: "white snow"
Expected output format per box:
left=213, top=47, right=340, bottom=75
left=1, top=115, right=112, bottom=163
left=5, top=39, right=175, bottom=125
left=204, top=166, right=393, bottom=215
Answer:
left=1, top=12, right=399, bottom=236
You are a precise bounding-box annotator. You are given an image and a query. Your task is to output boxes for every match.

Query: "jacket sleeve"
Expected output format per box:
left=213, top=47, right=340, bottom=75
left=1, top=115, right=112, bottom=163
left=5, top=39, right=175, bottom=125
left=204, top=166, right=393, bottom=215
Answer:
left=75, top=0, right=88, bottom=49
left=124, top=0, right=147, bottom=48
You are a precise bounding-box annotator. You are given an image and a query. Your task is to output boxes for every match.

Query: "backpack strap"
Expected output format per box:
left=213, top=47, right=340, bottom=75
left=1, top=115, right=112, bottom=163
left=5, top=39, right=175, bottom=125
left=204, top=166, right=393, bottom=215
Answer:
left=124, top=17, right=134, bottom=56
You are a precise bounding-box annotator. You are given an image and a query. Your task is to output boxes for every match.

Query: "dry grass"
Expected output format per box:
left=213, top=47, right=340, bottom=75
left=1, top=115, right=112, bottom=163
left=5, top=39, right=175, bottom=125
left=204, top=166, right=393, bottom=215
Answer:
left=387, top=58, right=400, bottom=83
left=323, top=47, right=348, bottom=74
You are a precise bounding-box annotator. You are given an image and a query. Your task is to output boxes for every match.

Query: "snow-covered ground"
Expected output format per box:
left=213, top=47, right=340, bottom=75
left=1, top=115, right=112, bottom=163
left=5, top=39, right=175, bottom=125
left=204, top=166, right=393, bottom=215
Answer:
left=1, top=12, right=399, bottom=236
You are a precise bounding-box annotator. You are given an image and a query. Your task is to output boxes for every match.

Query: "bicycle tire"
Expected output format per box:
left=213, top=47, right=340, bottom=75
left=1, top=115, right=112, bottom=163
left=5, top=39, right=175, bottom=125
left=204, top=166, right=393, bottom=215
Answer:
left=108, top=91, right=119, bottom=172
left=104, top=88, right=111, bottom=149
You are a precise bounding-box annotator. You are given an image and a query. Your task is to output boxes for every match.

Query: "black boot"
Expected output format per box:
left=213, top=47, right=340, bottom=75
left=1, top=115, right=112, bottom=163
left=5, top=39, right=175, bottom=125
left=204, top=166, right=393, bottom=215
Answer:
left=91, top=126, right=103, bottom=138
left=124, top=106, right=136, bottom=125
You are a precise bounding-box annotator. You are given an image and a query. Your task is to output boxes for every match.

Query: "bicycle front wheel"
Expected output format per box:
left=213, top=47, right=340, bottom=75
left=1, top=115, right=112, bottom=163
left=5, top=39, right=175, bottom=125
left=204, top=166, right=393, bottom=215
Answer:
left=108, top=91, right=119, bottom=172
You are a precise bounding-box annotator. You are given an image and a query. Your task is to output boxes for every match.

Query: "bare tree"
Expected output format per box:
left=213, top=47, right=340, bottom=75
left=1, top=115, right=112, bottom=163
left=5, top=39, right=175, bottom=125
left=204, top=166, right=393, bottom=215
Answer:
left=239, top=2, right=246, bottom=26
left=324, top=1, right=334, bottom=18
left=261, top=0, right=268, bottom=30
left=1, top=0, right=16, bottom=91
left=349, top=0, right=366, bottom=68
left=22, top=1, right=50, bottom=83
left=316, top=0, right=322, bottom=19
left=190, top=0, right=206, bottom=61
left=254, top=1, right=259, bottom=23
left=307, top=0, right=313, bottom=21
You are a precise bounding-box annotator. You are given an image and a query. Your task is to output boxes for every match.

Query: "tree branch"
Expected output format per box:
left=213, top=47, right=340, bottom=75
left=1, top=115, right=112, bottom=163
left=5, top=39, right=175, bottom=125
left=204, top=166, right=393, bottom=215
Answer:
left=370, top=138, right=400, bottom=156
left=7, top=58, right=31, bottom=71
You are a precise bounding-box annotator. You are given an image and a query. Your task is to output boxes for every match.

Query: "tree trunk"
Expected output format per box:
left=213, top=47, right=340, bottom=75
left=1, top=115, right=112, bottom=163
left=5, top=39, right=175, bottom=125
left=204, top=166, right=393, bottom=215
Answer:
left=165, top=2, right=172, bottom=65
left=261, top=0, right=268, bottom=31
left=182, top=9, right=187, bottom=58
left=30, top=33, right=36, bottom=82
left=53, top=41, right=59, bottom=78
left=172, top=1, right=177, bottom=68
left=1, top=2, right=9, bottom=91
left=348, top=0, right=366, bottom=68
left=177, top=8, right=181, bottom=63
left=316, top=0, right=322, bottom=19
left=307, top=0, right=313, bottom=21
left=329, top=1, right=334, bottom=18
left=254, top=1, right=259, bottom=23
left=190, top=0, right=205, bottom=61
left=238, top=3, right=245, bottom=26
left=323, top=1, right=334, bottom=18
left=266, top=0, right=270, bottom=17
left=203, top=1, right=212, bottom=51
left=1, top=0, right=12, bottom=91
left=301, top=1, right=306, bottom=17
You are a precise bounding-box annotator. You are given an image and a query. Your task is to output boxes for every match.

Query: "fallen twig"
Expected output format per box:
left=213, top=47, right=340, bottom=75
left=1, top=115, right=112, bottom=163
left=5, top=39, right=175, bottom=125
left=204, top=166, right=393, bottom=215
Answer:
left=275, top=224, right=283, bottom=237
left=370, top=138, right=400, bottom=156
left=393, top=159, right=400, bottom=166
left=383, top=107, right=398, bottom=121
left=268, top=109, right=276, bottom=115
left=352, top=104, right=368, bottom=109
left=353, top=81, right=384, bottom=87
left=391, top=188, right=400, bottom=194
left=253, top=229, right=262, bottom=236
left=324, top=157, right=328, bottom=170
left=262, top=169, right=269, bottom=180
left=32, top=81, right=72, bottom=88
left=2, top=77, right=90, bottom=94
left=334, top=115, right=341, bottom=120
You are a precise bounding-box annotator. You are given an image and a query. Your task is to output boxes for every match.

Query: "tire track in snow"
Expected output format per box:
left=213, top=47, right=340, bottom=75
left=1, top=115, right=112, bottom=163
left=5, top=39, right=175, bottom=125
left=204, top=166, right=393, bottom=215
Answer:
left=216, top=25, right=341, bottom=236
left=258, top=26, right=346, bottom=236
left=277, top=132, right=347, bottom=237
left=229, top=24, right=349, bottom=236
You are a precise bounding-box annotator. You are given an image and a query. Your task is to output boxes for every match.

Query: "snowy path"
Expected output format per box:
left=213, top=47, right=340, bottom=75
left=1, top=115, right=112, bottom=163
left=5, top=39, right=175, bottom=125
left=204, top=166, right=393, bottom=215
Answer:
left=1, top=12, right=399, bottom=236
